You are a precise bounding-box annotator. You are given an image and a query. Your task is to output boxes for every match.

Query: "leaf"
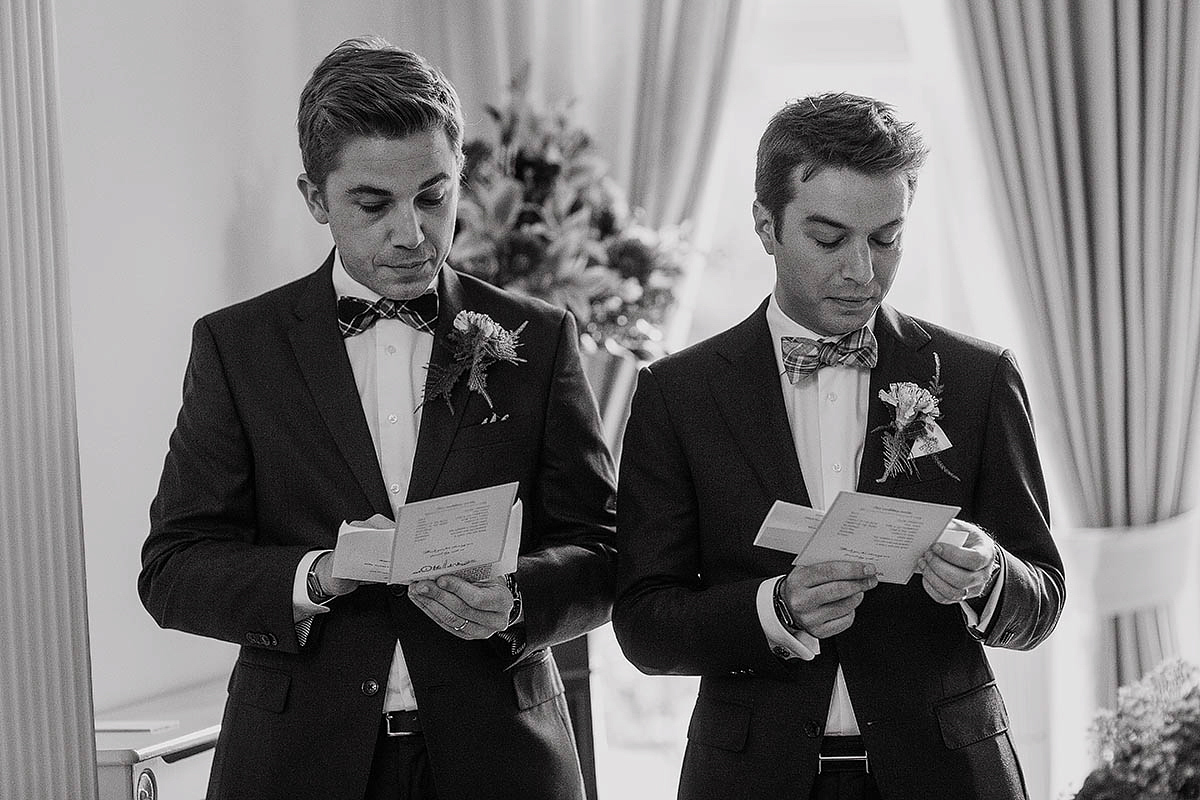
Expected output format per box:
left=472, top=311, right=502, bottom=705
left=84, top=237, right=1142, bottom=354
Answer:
left=491, top=179, right=527, bottom=228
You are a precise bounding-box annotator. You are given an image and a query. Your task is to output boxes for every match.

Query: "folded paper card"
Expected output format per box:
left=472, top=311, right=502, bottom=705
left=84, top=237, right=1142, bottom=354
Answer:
left=753, top=491, right=961, bottom=584
left=331, top=482, right=522, bottom=584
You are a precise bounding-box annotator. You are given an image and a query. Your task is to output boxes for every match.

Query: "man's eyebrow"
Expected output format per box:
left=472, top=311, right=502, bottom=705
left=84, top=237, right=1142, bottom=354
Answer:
left=346, top=185, right=392, bottom=198
left=804, top=214, right=904, bottom=231
left=418, top=173, right=451, bottom=191
left=344, top=174, right=450, bottom=198
left=805, top=214, right=848, bottom=229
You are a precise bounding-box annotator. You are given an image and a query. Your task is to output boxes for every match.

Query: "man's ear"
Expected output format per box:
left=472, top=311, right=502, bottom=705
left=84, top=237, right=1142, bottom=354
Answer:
left=297, top=174, right=329, bottom=224
left=752, top=200, right=777, bottom=256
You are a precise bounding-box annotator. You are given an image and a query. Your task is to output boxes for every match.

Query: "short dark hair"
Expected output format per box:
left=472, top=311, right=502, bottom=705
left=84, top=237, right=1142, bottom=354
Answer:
left=297, top=36, right=464, bottom=188
left=755, top=92, right=929, bottom=234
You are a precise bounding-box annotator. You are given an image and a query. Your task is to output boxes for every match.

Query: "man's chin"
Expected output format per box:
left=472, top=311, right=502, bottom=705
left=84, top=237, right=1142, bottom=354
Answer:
left=823, top=303, right=879, bottom=334
left=377, top=265, right=441, bottom=299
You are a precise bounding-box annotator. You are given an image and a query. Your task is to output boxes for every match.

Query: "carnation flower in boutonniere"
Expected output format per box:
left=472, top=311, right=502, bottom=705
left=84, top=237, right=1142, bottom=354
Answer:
left=873, top=352, right=960, bottom=483
left=420, top=311, right=527, bottom=412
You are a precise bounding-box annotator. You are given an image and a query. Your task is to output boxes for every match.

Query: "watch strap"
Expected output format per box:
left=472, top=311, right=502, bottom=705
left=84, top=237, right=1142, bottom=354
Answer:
left=772, top=575, right=797, bottom=630
left=306, top=556, right=335, bottom=604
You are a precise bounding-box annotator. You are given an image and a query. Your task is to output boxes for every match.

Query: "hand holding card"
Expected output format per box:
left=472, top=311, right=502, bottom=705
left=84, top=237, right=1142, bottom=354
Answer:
left=331, top=483, right=522, bottom=585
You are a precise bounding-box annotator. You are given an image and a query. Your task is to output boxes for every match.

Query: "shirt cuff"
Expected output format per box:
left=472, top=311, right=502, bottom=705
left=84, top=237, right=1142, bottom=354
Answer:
left=756, top=577, right=820, bottom=661
left=959, top=558, right=1005, bottom=632
left=293, top=549, right=333, bottom=623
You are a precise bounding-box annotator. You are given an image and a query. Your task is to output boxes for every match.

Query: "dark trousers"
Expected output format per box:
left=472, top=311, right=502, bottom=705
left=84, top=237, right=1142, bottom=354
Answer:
left=364, top=724, right=437, bottom=800
left=809, top=770, right=882, bottom=800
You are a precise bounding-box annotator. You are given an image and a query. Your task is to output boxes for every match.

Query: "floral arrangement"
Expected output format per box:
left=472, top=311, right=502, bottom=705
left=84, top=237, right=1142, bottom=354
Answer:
left=1074, top=658, right=1200, bottom=799
left=450, top=70, right=691, bottom=359
left=421, top=310, right=526, bottom=412
left=873, top=353, right=959, bottom=483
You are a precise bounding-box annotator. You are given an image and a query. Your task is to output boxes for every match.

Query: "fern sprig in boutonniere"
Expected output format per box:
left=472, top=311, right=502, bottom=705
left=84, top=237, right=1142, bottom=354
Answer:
left=421, top=311, right=527, bottom=412
left=873, top=352, right=960, bottom=483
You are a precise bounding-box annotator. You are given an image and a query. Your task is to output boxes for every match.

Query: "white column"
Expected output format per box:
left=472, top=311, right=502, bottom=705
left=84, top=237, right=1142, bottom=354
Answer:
left=0, top=0, right=98, bottom=797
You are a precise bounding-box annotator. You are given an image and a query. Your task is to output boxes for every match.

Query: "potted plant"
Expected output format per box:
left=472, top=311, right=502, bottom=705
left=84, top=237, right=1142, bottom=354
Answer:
left=1074, top=658, right=1200, bottom=799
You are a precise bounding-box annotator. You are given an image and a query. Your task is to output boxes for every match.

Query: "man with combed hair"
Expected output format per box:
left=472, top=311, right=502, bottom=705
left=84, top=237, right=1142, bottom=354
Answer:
left=140, top=37, right=616, bottom=800
left=613, top=92, right=1064, bottom=799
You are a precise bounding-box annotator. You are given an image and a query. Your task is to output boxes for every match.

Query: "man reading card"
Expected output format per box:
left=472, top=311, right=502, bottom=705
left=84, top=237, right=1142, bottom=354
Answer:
left=613, top=93, right=1064, bottom=799
left=140, top=37, right=616, bottom=800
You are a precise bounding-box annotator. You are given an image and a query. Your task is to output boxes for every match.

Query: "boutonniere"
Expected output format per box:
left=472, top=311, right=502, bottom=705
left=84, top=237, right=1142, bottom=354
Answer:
left=421, top=311, right=527, bottom=412
left=874, top=353, right=959, bottom=483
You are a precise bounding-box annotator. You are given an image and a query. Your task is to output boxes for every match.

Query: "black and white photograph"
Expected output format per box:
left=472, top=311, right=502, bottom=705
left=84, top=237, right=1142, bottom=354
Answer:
left=3, top=1, right=1199, bottom=798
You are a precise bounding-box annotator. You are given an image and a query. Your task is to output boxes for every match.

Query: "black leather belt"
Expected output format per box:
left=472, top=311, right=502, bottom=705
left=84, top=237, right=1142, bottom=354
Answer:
left=818, top=735, right=869, bottom=773
left=383, top=710, right=422, bottom=736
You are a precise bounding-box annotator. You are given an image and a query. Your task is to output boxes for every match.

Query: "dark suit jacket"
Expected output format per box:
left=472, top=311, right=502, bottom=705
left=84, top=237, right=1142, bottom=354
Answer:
left=140, top=253, right=617, bottom=800
left=613, top=300, right=1064, bottom=799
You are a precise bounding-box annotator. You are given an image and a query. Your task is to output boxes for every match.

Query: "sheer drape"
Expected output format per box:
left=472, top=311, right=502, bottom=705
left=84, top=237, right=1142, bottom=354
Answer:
left=952, top=0, right=1200, bottom=713
left=0, top=0, right=97, bottom=795
left=390, top=0, right=743, bottom=229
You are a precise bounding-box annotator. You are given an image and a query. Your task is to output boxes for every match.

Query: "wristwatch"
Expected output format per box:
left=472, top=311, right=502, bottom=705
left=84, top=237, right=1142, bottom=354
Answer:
left=306, top=556, right=335, bottom=604
left=503, top=573, right=523, bottom=629
left=772, top=575, right=797, bottom=630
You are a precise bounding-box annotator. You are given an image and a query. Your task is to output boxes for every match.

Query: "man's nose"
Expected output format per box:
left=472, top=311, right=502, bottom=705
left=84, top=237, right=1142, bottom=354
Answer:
left=842, top=240, right=874, bottom=284
left=388, top=205, right=424, bottom=249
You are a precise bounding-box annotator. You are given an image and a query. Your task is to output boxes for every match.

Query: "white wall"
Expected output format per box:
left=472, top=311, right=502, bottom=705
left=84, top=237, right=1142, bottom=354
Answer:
left=54, top=0, right=404, bottom=712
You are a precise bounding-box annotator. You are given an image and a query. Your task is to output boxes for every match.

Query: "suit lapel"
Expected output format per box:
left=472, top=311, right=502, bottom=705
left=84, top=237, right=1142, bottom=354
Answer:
left=710, top=300, right=812, bottom=508
left=406, top=266, right=471, bottom=502
left=288, top=251, right=391, bottom=512
left=858, top=304, right=934, bottom=493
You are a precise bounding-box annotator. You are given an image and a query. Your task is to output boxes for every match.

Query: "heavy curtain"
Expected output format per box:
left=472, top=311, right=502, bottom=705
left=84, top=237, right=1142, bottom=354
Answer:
left=0, top=0, right=97, bottom=796
left=953, top=0, right=1200, bottom=716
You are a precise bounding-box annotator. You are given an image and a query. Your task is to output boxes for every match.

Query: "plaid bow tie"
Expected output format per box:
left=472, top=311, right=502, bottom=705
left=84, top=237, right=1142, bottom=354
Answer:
left=337, top=293, right=439, bottom=337
left=781, top=328, right=878, bottom=383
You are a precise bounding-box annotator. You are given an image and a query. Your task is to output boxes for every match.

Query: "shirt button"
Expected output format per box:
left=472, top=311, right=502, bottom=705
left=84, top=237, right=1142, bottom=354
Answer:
left=390, top=483, right=401, bottom=494
left=385, top=345, right=397, bottom=355
left=387, top=413, right=398, bottom=424
left=827, top=392, right=838, bottom=403
left=361, top=680, right=380, bottom=697
left=771, top=645, right=791, bottom=660
left=832, top=463, right=843, bottom=473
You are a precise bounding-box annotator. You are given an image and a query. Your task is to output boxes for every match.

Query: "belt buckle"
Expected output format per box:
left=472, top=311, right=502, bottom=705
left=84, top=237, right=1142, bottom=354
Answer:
left=383, top=710, right=420, bottom=737
left=817, top=752, right=870, bottom=774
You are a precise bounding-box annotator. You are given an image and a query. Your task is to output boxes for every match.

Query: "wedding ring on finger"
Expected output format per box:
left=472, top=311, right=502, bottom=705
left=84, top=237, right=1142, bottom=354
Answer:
left=452, top=618, right=469, bottom=632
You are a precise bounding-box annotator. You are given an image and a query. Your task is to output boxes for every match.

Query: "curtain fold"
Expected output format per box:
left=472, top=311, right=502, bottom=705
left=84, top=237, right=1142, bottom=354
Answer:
left=390, top=0, right=743, bottom=229
left=953, top=0, right=1200, bottom=710
left=0, top=0, right=97, bottom=795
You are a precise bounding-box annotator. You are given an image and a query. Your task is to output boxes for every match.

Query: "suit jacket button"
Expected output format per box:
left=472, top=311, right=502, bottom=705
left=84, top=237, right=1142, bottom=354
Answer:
left=803, top=720, right=823, bottom=738
left=361, top=679, right=380, bottom=696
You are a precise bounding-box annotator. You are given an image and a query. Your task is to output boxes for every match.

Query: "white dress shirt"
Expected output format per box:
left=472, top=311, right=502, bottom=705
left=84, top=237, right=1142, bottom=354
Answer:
left=755, top=292, right=1003, bottom=736
left=292, top=251, right=435, bottom=713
